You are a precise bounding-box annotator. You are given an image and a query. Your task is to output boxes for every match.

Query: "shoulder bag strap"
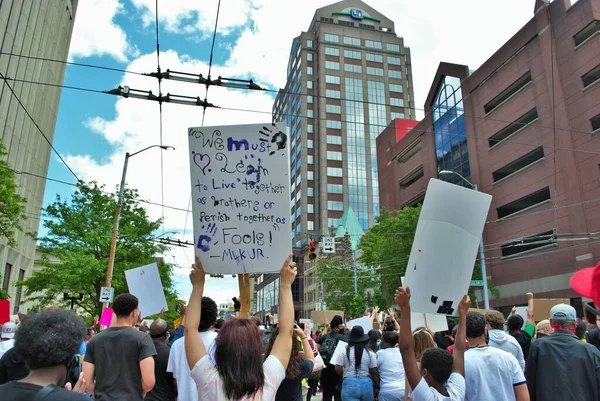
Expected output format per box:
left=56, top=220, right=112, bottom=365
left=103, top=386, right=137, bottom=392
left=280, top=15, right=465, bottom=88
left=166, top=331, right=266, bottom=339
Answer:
left=34, top=384, right=58, bottom=401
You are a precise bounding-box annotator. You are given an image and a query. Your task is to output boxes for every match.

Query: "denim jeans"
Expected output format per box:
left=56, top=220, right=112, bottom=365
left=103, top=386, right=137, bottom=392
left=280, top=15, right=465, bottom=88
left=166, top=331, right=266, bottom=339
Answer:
left=341, top=377, right=374, bottom=401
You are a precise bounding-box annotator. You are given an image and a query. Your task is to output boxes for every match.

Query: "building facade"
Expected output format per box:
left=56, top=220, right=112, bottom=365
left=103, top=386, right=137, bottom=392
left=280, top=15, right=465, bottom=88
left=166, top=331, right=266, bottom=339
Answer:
left=378, top=0, right=600, bottom=308
left=0, top=1, right=78, bottom=312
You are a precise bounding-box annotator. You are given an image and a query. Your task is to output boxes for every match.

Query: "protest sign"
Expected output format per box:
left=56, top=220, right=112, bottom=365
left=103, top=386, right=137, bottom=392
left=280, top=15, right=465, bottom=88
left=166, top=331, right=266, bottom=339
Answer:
left=533, top=298, right=570, bottom=321
left=125, top=263, right=168, bottom=317
left=330, top=340, right=348, bottom=366
left=514, top=307, right=528, bottom=328
left=348, top=316, right=373, bottom=332
left=311, top=310, right=344, bottom=325
left=188, top=123, right=292, bottom=274
left=99, top=307, right=114, bottom=327
left=404, top=179, right=492, bottom=316
left=410, top=313, right=449, bottom=333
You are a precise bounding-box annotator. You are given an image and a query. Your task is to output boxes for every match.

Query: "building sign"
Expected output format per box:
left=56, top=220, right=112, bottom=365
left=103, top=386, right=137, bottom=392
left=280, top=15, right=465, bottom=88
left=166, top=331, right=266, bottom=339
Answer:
left=350, top=9, right=363, bottom=20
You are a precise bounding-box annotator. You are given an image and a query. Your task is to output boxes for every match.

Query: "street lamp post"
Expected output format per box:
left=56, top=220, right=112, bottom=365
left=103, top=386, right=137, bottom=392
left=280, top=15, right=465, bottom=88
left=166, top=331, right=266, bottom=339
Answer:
left=104, top=145, right=175, bottom=307
left=438, top=170, right=490, bottom=310
left=62, top=288, right=84, bottom=310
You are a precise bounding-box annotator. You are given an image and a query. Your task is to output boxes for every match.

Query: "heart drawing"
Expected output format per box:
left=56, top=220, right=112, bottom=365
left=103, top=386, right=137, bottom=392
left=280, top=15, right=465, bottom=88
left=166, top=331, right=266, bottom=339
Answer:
left=192, top=151, right=211, bottom=175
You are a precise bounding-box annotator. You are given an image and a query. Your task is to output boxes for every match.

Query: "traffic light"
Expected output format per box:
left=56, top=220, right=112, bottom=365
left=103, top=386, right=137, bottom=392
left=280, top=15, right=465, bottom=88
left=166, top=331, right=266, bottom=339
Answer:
left=308, top=241, right=317, bottom=260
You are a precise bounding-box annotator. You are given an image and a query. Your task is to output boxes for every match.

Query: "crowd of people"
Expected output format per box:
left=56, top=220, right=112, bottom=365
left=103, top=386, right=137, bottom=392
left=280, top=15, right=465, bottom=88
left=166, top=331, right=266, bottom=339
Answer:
left=0, top=254, right=599, bottom=400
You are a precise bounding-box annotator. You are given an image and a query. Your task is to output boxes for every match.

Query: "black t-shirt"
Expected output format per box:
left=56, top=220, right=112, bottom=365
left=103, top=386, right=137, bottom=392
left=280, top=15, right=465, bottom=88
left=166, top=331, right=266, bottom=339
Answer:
left=0, top=348, right=29, bottom=384
left=0, top=381, right=88, bottom=401
left=145, top=341, right=176, bottom=401
left=84, top=326, right=157, bottom=401
left=511, top=331, right=532, bottom=361
left=275, top=359, right=314, bottom=401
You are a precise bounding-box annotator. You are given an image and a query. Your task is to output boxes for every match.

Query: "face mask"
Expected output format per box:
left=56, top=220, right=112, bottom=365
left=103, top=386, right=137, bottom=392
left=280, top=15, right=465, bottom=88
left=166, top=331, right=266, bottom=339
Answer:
left=551, top=323, right=576, bottom=334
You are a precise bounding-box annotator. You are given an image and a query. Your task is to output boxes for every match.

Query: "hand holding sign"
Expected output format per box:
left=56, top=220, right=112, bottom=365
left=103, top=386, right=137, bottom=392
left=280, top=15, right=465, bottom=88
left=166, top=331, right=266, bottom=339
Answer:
left=190, top=256, right=206, bottom=289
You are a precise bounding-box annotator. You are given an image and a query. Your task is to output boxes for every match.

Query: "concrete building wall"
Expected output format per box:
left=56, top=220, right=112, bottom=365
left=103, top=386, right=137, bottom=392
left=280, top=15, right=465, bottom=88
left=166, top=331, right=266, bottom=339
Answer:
left=0, top=0, right=78, bottom=313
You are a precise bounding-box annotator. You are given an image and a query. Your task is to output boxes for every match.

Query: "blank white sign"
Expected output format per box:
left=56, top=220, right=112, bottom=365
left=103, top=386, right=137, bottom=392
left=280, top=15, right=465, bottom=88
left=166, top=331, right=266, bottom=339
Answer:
left=125, top=263, right=168, bottom=318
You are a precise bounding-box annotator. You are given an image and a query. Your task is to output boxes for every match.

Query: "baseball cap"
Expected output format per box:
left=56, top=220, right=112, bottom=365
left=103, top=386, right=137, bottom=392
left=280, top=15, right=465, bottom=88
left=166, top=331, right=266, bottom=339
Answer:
left=1, top=322, right=17, bottom=339
left=550, top=304, right=576, bottom=321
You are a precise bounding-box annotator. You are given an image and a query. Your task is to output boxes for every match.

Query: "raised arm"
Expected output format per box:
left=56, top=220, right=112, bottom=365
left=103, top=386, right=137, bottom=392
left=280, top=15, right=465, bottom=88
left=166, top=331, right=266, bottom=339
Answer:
left=270, top=254, right=298, bottom=368
left=185, top=256, right=207, bottom=370
left=526, top=292, right=535, bottom=326
left=296, top=325, right=315, bottom=363
left=396, top=287, right=421, bottom=391
left=453, top=294, right=471, bottom=377
left=388, top=308, right=400, bottom=332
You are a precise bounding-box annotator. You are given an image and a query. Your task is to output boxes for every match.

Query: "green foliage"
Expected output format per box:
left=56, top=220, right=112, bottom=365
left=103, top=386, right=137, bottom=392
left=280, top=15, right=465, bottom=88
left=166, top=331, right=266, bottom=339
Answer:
left=0, top=140, right=27, bottom=247
left=0, top=274, right=8, bottom=300
left=373, top=288, right=389, bottom=310
left=17, top=182, right=177, bottom=318
left=348, top=293, right=366, bottom=320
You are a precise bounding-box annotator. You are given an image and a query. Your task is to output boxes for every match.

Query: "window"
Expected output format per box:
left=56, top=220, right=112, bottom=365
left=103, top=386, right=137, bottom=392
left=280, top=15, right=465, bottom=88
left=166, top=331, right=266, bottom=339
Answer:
left=391, top=112, right=405, bottom=119
left=399, top=166, right=424, bottom=188
left=307, top=187, right=314, bottom=196
left=325, top=47, right=340, bottom=56
left=574, top=20, right=600, bottom=47
left=306, top=40, right=313, bottom=48
left=326, top=120, right=342, bottom=129
left=307, top=221, right=315, bottom=231
left=326, top=61, right=340, bottom=70
left=386, top=43, right=400, bottom=53
left=307, top=139, right=314, bottom=148
left=14, top=269, right=25, bottom=314
left=325, top=34, right=339, bottom=43
left=307, top=171, right=314, bottom=180
left=345, top=64, right=362, bottom=73
left=497, top=187, right=551, bottom=219
left=307, top=110, right=315, bottom=119
left=327, top=151, right=343, bottom=161
left=389, top=83, right=403, bottom=93
left=582, top=65, right=600, bottom=88
left=307, top=95, right=313, bottom=104
left=307, top=204, right=314, bottom=213
left=489, top=108, right=538, bottom=148
left=326, top=89, right=341, bottom=99
left=328, top=218, right=340, bottom=227
left=388, top=70, right=402, bottom=79
left=2, top=264, right=12, bottom=291
left=326, top=104, right=341, bottom=114
left=484, top=72, right=532, bottom=114
left=328, top=184, right=344, bottom=193
left=307, top=155, right=314, bottom=164
left=592, top=113, right=600, bottom=132
left=366, top=53, right=383, bottom=63
left=328, top=201, right=344, bottom=211
left=367, top=67, right=384, bottom=76
left=344, top=50, right=361, bottom=59
left=501, top=230, right=555, bottom=257
left=307, top=124, right=314, bottom=133
left=327, top=167, right=343, bottom=177
left=493, top=147, right=544, bottom=182
left=326, top=75, right=341, bottom=84
left=307, top=67, right=313, bottom=75
left=327, top=135, right=342, bottom=144
left=398, top=141, right=422, bottom=164
left=390, top=98, right=404, bottom=107
left=344, top=36, right=360, bottom=46
left=307, top=53, right=313, bottom=61
left=365, top=40, right=382, bottom=49
left=307, top=80, right=313, bottom=89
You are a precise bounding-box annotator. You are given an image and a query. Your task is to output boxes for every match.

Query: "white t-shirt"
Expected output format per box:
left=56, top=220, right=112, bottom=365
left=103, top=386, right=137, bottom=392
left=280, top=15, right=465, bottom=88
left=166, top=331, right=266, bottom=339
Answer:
left=0, top=340, right=14, bottom=358
left=409, top=373, right=465, bottom=401
left=464, top=346, right=526, bottom=401
left=191, top=354, right=285, bottom=401
left=376, top=347, right=405, bottom=393
left=335, top=346, right=377, bottom=378
left=167, top=331, right=218, bottom=401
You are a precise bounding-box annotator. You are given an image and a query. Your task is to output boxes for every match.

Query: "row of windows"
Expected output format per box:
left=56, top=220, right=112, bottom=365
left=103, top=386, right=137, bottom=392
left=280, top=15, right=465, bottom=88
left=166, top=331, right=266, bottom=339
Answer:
left=367, top=67, right=384, bottom=76
left=345, top=64, right=362, bottom=74
left=318, top=35, right=401, bottom=53
left=327, top=151, right=343, bottom=161
left=326, top=89, right=341, bottom=99
left=344, top=50, right=361, bottom=60
left=388, top=56, right=401, bottom=65
left=365, top=40, right=382, bottom=49
left=366, top=53, right=383, bottom=63
left=326, top=120, right=342, bottom=129
left=389, top=84, right=404, bottom=93
left=390, top=97, right=405, bottom=107
left=328, top=167, right=343, bottom=177
left=328, top=183, right=343, bottom=193
left=327, top=104, right=341, bottom=114
left=326, top=61, right=340, bottom=70
left=328, top=201, right=344, bottom=211
left=389, top=70, right=402, bottom=79
left=325, top=47, right=340, bottom=56
left=326, top=75, right=341, bottom=84
left=327, top=135, right=342, bottom=144
left=344, top=36, right=361, bottom=46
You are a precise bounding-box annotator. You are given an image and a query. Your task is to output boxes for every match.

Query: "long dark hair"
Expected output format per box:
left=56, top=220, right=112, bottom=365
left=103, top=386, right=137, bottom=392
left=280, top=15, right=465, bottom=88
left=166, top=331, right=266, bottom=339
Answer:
left=214, top=319, right=265, bottom=399
left=265, top=326, right=301, bottom=379
left=347, top=341, right=370, bottom=372
left=367, top=329, right=381, bottom=352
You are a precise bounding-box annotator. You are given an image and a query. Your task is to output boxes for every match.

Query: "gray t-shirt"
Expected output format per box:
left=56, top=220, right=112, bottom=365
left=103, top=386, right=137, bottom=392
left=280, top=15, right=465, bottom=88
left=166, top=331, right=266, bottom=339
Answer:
left=85, top=326, right=157, bottom=401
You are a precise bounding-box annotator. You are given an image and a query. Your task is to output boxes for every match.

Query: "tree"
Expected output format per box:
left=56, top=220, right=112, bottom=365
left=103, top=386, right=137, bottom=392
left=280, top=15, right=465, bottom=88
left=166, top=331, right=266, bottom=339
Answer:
left=18, top=182, right=178, bottom=318
left=348, top=293, right=366, bottom=320
left=0, top=140, right=27, bottom=247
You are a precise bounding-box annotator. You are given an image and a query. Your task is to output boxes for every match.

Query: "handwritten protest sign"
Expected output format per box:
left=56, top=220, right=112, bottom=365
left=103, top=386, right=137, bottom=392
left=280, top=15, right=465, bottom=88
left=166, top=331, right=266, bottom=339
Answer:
left=188, top=123, right=292, bottom=274
left=404, top=179, right=492, bottom=316
left=125, top=263, right=168, bottom=317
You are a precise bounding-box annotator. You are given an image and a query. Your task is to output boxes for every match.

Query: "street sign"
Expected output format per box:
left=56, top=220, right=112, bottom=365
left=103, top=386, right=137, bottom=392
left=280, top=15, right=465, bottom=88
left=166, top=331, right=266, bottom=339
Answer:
left=470, top=280, right=484, bottom=287
left=99, top=287, right=115, bottom=303
left=322, top=237, right=335, bottom=254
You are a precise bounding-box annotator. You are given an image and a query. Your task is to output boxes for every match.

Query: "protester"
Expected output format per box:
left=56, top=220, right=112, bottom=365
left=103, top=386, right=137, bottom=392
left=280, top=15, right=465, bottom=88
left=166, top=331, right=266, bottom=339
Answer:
left=376, top=332, right=405, bottom=401
left=433, top=319, right=456, bottom=351
left=146, top=319, right=177, bottom=401
left=0, top=309, right=88, bottom=400
left=185, top=254, right=297, bottom=401
left=215, top=318, right=225, bottom=332
left=168, top=295, right=218, bottom=401
left=508, top=293, right=536, bottom=362
left=485, top=311, right=525, bottom=371
left=464, top=312, right=529, bottom=401
left=526, top=304, right=600, bottom=400
left=302, top=323, right=321, bottom=401
left=85, top=328, right=96, bottom=344
left=413, top=328, right=435, bottom=362
left=83, top=293, right=157, bottom=401
left=446, top=325, right=469, bottom=355
left=367, top=329, right=381, bottom=353
left=317, top=315, right=347, bottom=401
left=586, top=327, right=600, bottom=350
left=0, top=346, right=28, bottom=383
left=534, top=320, right=553, bottom=339
left=396, top=287, right=469, bottom=401
left=0, top=322, right=16, bottom=358
left=575, top=318, right=587, bottom=340
left=266, top=325, right=315, bottom=401
left=334, top=326, right=379, bottom=401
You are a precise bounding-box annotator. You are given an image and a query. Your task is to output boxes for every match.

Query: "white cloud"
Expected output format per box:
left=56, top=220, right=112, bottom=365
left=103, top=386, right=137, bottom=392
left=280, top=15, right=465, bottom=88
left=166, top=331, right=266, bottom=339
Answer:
left=69, top=0, right=135, bottom=62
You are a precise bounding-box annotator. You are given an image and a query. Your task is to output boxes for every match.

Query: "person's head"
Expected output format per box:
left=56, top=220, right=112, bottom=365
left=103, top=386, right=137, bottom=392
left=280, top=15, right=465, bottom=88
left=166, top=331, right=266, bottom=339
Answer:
left=485, top=311, right=506, bottom=330
left=383, top=318, right=395, bottom=332
left=14, top=309, right=86, bottom=386
left=507, top=315, right=524, bottom=333
left=367, top=329, right=381, bottom=351
left=215, top=318, right=225, bottom=331
left=420, top=348, right=454, bottom=387
left=214, top=318, right=264, bottom=399
left=112, top=293, right=140, bottom=323
left=466, top=312, right=487, bottom=341
left=149, top=319, right=169, bottom=343
left=265, top=326, right=301, bottom=379
left=412, top=327, right=435, bottom=361
left=549, top=304, right=577, bottom=333
left=86, top=328, right=96, bottom=339
left=381, top=332, right=398, bottom=349
left=1, top=322, right=17, bottom=340
left=585, top=328, right=600, bottom=350
left=315, top=330, right=322, bottom=337
left=330, top=315, right=344, bottom=333
left=575, top=318, right=587, bottom=340
left=250, top=316, right=261, bottom=327
left=199, top=296, right=218, bottom=332
left=536, top=319, right=554, bottom=338
left=139, top=325, right=149, bottom=334
left=298, top=322, right=305, bottom=331
left=347, top=326, right=370, bottom=371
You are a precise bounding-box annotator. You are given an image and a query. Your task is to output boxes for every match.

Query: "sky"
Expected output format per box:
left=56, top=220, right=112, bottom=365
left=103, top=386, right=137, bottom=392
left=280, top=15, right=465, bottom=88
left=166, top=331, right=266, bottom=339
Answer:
left=42, top=0, right=536, bottom=305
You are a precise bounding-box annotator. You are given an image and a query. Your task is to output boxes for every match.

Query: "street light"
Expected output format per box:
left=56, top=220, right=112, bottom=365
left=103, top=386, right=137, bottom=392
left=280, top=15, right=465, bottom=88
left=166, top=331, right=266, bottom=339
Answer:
left=104, top=145, right=175, bottom=304
left=438, top=170, right=490, bottom=310
left=62, top=288, right=84, bottom=310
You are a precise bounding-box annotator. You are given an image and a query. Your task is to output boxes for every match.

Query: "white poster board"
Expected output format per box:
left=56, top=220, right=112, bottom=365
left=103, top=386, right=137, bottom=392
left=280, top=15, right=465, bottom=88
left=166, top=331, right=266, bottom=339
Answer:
left=347, top=316, right=373, bottom=332
left=404, top=179, right=492, bottom=316
left=411, top=313, right=449, bottom=333
left=514, top=307, right=527, bottom=329
left=125, top=263, right=168, bottom=317
left=330, top=340, right=348, bottom=366
left=188, top=123, right=292, bottom=274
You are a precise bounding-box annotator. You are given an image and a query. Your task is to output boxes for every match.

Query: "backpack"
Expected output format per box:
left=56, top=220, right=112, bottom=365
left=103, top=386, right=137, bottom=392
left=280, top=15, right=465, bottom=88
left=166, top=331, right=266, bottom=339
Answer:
left=320, top=334, right=339, bottom=366
left=68, top=354, right=82, bottom=387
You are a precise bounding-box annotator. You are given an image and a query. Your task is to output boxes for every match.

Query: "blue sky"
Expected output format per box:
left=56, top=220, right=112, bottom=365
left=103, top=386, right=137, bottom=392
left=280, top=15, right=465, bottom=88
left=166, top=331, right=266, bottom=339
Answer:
left=41, top=0, right=535, bottom=304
